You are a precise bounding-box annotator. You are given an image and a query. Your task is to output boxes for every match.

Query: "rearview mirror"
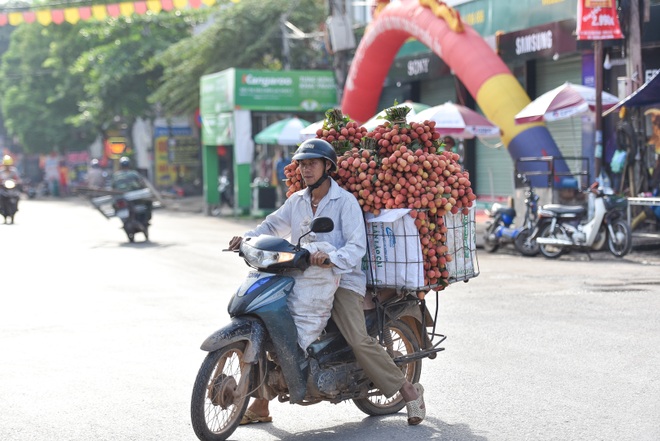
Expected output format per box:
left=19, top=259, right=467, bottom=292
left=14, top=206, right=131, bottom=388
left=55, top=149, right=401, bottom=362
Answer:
left=310, top=217, right=334, bottom=233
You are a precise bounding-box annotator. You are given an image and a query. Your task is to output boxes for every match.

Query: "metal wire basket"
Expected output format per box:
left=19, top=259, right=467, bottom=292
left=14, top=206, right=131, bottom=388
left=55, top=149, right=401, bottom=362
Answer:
left=363, top=206, right=479, bottom=292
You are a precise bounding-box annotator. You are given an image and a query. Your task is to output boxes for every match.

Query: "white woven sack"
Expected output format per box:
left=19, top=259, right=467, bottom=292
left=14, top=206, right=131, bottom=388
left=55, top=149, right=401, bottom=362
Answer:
left=289, top=242, right=340, bottom=350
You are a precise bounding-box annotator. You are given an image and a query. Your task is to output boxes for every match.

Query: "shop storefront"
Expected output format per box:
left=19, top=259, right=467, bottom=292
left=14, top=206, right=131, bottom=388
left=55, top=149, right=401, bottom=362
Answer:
left=199, top=68, right=337, bottom=215
left=152, top=116, right=201, bottom=196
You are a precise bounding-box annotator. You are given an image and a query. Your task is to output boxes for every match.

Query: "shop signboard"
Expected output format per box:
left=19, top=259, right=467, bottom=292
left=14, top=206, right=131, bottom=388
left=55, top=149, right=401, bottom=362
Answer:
left=153, top=122, right=195, bottom=187
left=233, top=69, right=337, bottom=111
left=576, top=0, right=623, bottom=40
left=385, top=52, right=450, bottom=85
left=452, top=0, right=578, bottom=36
left=200, top=68, right=336, bottom=145
left=497, top=19, right=578, bottom=63
left=200, top=70, right=235, bottom=146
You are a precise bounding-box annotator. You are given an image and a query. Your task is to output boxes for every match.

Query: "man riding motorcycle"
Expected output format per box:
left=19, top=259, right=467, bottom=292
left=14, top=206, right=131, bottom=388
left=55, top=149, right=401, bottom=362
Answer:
left=227, top=139, right=426, bottom=426
left=0, top=155, right=21, bottom=186
left=111, top=156, right=153, bottom=224
left=0, top=155, right=22, bottom=224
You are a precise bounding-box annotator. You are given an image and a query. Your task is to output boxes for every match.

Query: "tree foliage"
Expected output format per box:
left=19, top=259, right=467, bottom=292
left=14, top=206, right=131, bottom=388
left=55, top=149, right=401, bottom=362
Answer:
left=0, top=0, right=329, bottom=154
left=0, top=24, right=93, bottom=153
left=0, top=11, right=207, bottom=154
left=149, top=0, right=330, bottom=115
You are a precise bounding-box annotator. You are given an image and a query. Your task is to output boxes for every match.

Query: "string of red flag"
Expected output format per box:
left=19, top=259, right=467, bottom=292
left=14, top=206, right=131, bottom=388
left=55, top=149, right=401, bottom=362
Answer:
left=0, top=0, right=239, bottom=27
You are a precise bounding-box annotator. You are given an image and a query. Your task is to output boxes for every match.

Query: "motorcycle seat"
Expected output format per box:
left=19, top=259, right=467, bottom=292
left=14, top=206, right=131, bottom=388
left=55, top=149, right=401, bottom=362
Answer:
left=542, top=204, right=586, bottom=215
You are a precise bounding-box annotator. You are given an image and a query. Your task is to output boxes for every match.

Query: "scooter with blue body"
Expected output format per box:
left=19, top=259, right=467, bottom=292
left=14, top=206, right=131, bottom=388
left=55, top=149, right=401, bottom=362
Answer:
left=190, top=217, right=440, bottom=441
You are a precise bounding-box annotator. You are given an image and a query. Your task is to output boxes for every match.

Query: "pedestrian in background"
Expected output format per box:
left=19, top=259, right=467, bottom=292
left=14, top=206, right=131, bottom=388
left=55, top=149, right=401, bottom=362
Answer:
left=44, top=151, right=60, bottom=196
left=58, top=160, right=69, bottom=196
left=274, top=148, right=290, bottom=206
left=86, top=159, right=106, bottom=189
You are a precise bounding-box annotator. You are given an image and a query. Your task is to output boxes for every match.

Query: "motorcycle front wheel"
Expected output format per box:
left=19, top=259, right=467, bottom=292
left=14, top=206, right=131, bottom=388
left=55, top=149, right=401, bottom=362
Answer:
left=538, top=224, right=566, bottom=259
left=607, top=219, right=633, bottom=257
left=353, top=320, right=421, bottom=416
left=191, top=342, right=252, bottom=441
left=513, top=227, right=540, bottom=257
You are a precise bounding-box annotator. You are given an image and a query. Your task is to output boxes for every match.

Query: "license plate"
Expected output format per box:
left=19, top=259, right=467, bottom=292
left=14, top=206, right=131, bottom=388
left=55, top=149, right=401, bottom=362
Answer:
left=116, top=208, right=129, bottom=219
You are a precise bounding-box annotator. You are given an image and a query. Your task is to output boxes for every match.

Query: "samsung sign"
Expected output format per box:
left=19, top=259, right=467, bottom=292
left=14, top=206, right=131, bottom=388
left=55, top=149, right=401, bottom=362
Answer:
left=516, top=31, right=553, bottom=55
left=498, top=19, right=577, bottom=62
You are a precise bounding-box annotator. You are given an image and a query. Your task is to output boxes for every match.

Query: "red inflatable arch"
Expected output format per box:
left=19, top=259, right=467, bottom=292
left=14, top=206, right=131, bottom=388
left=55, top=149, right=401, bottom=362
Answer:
left=341, top=0, right=567, bottom=182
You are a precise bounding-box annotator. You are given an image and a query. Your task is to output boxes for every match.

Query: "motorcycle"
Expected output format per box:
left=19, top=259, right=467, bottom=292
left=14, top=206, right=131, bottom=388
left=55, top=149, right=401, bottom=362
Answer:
left=217, top=171, right=234, bottom=208
left=512, top=174, right=541, bottom=256
left=91, top=187, right=154, bottom=243
left=535, top=183, right=632, bottom=258
left=112, top=194, right=151, bottom=243
left=482, top=174, right=540, bottom=256
left=190, top=217, right=442, bottom=441
left=0, top=179, right=20, bottom=224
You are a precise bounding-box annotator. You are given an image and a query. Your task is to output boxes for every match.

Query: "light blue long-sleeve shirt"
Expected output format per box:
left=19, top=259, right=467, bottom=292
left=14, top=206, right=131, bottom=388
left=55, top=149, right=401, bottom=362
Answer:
left=243, top=179, right=367, bottom=296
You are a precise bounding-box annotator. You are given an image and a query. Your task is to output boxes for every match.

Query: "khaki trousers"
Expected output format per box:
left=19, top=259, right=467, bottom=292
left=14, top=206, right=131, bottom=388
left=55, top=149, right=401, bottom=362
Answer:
left=331, top=287, right=406, bottom=398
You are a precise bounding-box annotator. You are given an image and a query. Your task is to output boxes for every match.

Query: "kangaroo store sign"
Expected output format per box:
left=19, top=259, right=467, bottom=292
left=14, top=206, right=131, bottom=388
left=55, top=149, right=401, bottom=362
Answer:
left=201, top=68, right=337, bottom=113
left=200, top=68, right=337, bottom=145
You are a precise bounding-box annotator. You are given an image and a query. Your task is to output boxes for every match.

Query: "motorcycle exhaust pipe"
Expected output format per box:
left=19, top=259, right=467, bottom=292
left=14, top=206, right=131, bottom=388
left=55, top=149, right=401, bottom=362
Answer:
left=535, top=237, right=573, bottom=246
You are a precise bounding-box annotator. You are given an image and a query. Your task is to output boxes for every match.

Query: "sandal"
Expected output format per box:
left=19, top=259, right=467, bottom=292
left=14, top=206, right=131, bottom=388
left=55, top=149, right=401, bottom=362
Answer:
left=406, top=383, right=426, bottom=426
left=240, top=409, right=273, bottom=425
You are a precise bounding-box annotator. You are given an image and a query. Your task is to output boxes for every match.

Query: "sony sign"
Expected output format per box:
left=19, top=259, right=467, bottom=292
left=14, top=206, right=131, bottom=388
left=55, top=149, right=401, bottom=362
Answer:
left=407, top=58, right=430, bottom=77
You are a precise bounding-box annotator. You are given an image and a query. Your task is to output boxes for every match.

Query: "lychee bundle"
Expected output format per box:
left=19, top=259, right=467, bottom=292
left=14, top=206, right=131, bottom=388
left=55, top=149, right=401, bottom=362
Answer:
left=285, top=107, right=476, bottom=290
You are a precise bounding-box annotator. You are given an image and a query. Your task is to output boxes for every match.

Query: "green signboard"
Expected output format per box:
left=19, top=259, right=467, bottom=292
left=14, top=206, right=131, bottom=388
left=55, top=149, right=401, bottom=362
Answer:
left=233, top=69, right=337, bottom=111
left=200, top=69, right=235, bottom=146
left=200, top=68, right=337, bottom=146
left=394, top=0, right=579, bottom=58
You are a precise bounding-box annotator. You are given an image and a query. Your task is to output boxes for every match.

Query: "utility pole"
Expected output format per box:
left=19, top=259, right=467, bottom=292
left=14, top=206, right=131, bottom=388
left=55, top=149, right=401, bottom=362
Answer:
left=281, top=14, right=291, bottom=70
left=594, top=40, right=604, bottom=179
left=626, top=0, right=643, bottom=90
left=326, top=0, right=355, bottom=105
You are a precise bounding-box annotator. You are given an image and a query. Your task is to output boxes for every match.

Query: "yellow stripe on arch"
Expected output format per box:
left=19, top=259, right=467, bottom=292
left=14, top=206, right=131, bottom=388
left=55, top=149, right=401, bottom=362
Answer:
left=476, top=73, right=545, bottom=148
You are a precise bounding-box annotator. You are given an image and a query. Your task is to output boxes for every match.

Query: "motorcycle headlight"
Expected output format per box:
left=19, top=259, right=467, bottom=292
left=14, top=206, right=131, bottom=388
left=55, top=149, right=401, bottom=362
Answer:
left=240, top=241, right=295, bottom=269
left=4, top=180, right=15, bottom=189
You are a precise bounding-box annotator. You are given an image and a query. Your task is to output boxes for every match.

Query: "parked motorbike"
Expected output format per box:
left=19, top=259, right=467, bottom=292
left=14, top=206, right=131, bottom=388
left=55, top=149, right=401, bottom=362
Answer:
left=512, top=174, right=541, bottom=256
left=21, top=178, right=38, bottom=199
left=190, top=217, right=441, bottom=441
left=535, top=183, right=632, bottom=258
left=482, top=174, right=540, bottom=255
left=0, top=179, right=20, bottom=224
left=217, top=171, right=234, bottom=208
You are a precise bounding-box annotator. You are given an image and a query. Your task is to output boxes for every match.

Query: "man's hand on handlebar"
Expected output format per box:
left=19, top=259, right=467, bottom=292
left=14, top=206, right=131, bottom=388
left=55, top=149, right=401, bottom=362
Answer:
left=227, top=236, right=243, bottom=251
left=310, top=251, right=333, bottom=268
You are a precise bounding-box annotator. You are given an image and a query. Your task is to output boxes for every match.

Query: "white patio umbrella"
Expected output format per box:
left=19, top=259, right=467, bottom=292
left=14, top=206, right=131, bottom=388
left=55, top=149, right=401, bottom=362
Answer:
left=362, top=102, right=431, bottom=131
left=299, top=120, right=325, bottom=141
left=254, top=117, right=312, bottom=145
left=410, top=101, right=501, bottom=139
left=514, top=82, right=620, bottom=124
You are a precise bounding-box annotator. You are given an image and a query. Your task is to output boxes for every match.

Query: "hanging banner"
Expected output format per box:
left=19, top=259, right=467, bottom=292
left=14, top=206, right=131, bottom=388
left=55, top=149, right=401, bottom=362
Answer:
left=576, top=0, right=623, bottom=40
left=0, top=0, right=219, bottom=27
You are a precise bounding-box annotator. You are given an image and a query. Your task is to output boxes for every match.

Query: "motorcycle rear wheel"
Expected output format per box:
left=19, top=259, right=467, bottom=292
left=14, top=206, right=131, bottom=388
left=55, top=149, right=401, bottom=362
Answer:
left=607, top=219, right=632, bottom=257
left=513, top=227, right=540, bottom=257
left=538, top=224, right=565, bottom=259
left=482, top=223, right=499, bottom=253
left=353, top=320, right=421, bottom=416
left=191, top=342, right=252, bottom=441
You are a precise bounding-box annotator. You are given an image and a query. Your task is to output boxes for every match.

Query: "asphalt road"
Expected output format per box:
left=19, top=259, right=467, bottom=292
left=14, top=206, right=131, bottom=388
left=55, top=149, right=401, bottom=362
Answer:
left=1, top=197, right=659, bottom=441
